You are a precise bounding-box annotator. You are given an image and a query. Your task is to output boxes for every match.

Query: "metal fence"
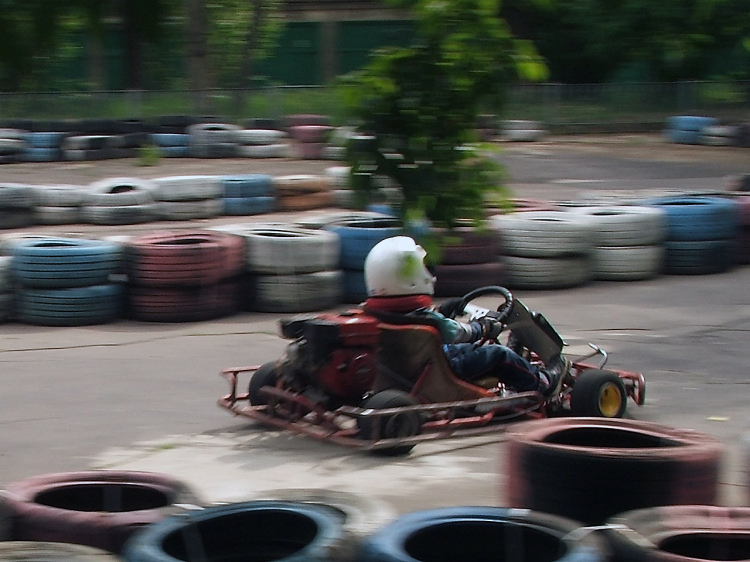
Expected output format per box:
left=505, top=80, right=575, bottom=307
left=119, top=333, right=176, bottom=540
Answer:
left=1, top=81, right=748, bottom=131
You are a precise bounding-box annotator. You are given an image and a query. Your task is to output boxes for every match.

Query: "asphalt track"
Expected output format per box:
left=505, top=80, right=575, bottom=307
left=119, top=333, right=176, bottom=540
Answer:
left=1, top=134, right=749, bottom=515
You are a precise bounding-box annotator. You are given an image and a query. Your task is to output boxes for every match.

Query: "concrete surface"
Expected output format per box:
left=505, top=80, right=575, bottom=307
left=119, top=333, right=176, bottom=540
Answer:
left=1, top=134, right=749, bottom=519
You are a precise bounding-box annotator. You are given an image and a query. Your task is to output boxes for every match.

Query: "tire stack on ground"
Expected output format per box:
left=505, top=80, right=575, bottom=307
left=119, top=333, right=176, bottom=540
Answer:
left=432, top=226, right=504, bottom=297
left=221, top=173, right=276, bottom=216
left=700, top=123, right=740, bottom=146
left=0, top=182, right=36, bottom=229
left=603, top=505, right=750, bottom=561
left=642, top=195, right=741, bottom=274
left=0, top=255, right=13, bottom=322
left=664, top=115, right=719, bottom=145
left=326, top=165, right=358, bottom=208
left=500, top=119, right=547, bottom=142
left=234, top=126, right=291, bottom=158
left=286, top=114, right=333, bottom=160
left=188, top=122, right=241, bottom=158
left=81, top=177, right=157, bottom=225
left=150, top=131, right=191, bottom=158
left=149, top=175, right=224, bottom=221
left=0, top=470, right=202, bottom=555
left=9, top=237, right=125, bottom=326
left=31, top=184, right=86, bottom=225
left=565, top=205, right=667, bottom=281
left=273, top=174, right=335, bottom=212
left=61, top=119, right=134, bottom=161
left=504, top=417, right=725, bottom=526
left=0, top=128, right=29, bottom=163
left=124, top=230, right=245, bottom=322
left=735, top=194, right=750, bottom=265
left=122, top=500, right=347, bottom=562
left=23, top=122, right=69, bottom=162
left=489, top=210, right=595, bottom=289
left=324, top=216, right=403, bottom=303
left=225, top=224, right=342, bottom=313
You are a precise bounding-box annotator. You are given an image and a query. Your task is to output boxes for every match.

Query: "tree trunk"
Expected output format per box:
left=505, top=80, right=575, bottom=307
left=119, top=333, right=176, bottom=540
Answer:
left=187, top=0, right=212, bottom=114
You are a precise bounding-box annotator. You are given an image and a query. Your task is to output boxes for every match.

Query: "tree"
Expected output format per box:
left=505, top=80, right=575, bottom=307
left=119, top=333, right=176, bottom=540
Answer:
left=342, top=0, right=545, bottom=229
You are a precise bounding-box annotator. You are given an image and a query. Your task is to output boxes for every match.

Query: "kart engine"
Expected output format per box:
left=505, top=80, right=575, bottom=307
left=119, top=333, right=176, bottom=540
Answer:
left=278, top=311, right=380, bottom=402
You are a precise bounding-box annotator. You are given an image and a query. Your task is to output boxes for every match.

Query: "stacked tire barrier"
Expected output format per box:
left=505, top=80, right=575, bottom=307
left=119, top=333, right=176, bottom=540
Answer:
left=664, top=115, right=720, bottom=145
left=24, top=128, right=67, bottom=163
left=642, top=195, right=741, bottom=274
left=149, top=175, right=224, bottom=221
left=285, top=114, right=332, bottom=161
left=234, top=127, right=291, bottom=158
left=273, top=174, right=335, bottom=212
left=0, top=182, right=36, bottom=229
left=490, top=211, right=595, bottom=289
left=150, top=131, right=191, bottom=158
left=31, top=184, right=86, bottom=225
left=223, top=224, right=343, bottom=313
left=188, top=122, right=241, bottom=158
left=124, top=230, right=245, bottom=322
left=433, top=227, right=504, bottom=297
left=0, top=128, right=30, bottom=162
left=603, top=505, right=750, bottom=561
left=0, top=255, right=13, bottom=322
left=504, top=417, right=725, bottom=525
left=500, top=119, right=547, bottom=142
left=221, top=173, right=276, bottom=216
left=81, top=177, right=157, bottom=226
left=9, top=237, right=124, bottom=326
left=737, top=194, right=750, bottom=264
left=324, top=216, right=403, bottom=303
left=353, top=506, right=611, bottom=562
left=122, top=500, right=347, bottom=562
left=0, top=470, right=202, bottom=555
left=566, top=205, right=667, bottom=281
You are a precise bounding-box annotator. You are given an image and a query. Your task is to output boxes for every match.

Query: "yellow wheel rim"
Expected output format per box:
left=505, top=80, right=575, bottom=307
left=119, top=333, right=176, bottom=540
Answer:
left=598, top=382, right=623, bottom=417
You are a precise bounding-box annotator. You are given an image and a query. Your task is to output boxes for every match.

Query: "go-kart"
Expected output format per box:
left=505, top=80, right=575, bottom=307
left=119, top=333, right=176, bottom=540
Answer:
left=218, top=286, right=645, bottom=455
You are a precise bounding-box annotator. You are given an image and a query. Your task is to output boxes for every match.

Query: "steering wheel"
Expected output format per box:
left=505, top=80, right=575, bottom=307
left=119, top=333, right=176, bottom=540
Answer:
left=443, top=285, right=515, bottom=325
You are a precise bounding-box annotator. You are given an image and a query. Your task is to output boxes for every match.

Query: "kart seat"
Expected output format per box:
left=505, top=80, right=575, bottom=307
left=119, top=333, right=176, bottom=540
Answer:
left=374, top=323, right=491, bottom=403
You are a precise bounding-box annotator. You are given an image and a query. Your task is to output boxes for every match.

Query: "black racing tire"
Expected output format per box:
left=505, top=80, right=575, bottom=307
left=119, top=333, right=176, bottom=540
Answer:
left=121, top=500, right=344, bottom=562
left=0, top=541, right=120, bottom=560
left=505, top=417, right=725, bottom=525
left=357, top=390, right=423, bottom=456
left=248, top=362, right=280, bottom=406
left=604, top=505, right=750, bottom=562
left=247, top=488, right=397, bottom=562
left=2, top=470, right=202, bottom=554
left=354, top=506, right=609, bottom=562
left=570, top=369, right=628, bottom=418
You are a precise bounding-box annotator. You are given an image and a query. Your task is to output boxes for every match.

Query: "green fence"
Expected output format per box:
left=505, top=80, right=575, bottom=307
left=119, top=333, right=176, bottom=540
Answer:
left=1, top=81, right=748, bottom=130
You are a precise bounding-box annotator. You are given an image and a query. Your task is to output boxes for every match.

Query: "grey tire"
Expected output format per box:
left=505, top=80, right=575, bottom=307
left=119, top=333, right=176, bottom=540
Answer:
left=150, top=175, right=223, bottom=201
left=249, top=270, right=343, bottom=313
left=490, top=211, right=595, bottom=257
left=84, top=177, right=156, bottom=206
left=501, top=254, right=592, bottom=289
left=567, top=205, right=668, bottom=246
left=591, top=244, right=665, bottom=281
left=235, top=226, right=340, bottom=274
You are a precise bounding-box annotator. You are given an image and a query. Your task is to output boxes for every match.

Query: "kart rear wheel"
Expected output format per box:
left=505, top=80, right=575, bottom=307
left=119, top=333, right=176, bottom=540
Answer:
left=358, top=390, right=422, bottom=456
left=248, top=362, right=279, bottom=406
left=570, top=369, right=627, bottom=418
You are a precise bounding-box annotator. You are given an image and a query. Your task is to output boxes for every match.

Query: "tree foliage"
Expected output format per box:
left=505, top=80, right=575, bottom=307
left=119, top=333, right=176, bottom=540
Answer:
left=342, top=0, right=540, bottom=228
left=502, top=0, right=750, bottom=82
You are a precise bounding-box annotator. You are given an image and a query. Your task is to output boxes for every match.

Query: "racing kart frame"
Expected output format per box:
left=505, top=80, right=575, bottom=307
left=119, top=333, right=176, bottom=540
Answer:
left=218, top=286, right=645, bottom=455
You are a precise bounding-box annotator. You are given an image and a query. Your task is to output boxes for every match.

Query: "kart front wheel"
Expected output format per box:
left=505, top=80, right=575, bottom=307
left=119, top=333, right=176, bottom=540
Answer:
left=358, top=390, right=423, bottom=456
left=248, top=362, right=279, bottom=406
left=570, top=369, right=627, bottom=418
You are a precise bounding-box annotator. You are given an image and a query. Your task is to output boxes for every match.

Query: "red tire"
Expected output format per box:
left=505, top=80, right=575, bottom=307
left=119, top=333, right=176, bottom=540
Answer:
left=504, top=417, right=724, bottom=525
left=125, top=230, right=245, bottom=286
left=433, top=261, right=505, bottom=297
left=127, top=280, right=240, bottom=322
left=1, top=470, right=202, bottom=554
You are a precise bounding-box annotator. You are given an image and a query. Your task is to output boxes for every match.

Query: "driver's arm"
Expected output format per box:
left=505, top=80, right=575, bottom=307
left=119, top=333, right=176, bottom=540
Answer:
left=421, top=309, right=483, bottom=344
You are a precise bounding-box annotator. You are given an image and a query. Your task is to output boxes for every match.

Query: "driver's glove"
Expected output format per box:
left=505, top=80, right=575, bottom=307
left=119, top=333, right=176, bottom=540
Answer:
left=477, top=317, right=502, bottom=340
left=437, top=297, right=463, bottom=318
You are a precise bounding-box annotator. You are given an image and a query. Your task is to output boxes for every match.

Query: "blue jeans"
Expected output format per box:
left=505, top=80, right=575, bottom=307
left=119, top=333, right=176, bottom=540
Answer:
left=444, top=342, right=541, bottom=392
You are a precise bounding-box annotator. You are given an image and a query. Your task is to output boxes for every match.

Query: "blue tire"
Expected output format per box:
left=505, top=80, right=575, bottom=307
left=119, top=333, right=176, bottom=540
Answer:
left=324, top=217, right=402, bottom=270
left=27, top=131, right=67, bottom=149
left=150, top=133, right=189, bottom=148
left=643, top=196, right=740, bottom=241
left=11, top=238, right=123, bottom=289
left=122, top=500, right=344, bottom=562
left=23, top=147, right=61, bottom=162
left=354, top=506, right=609, bottom=562
left=15, top=284, right=124, bottom=326
left=343, top=269, right=368, bottom=303
left=666, top=115, right=719, bottom=132
left=664, top=238, right=737, bottom=275
left=223, top=196, right=277, bottom=216
left=222, top=174, right=274, bottom=198
left=159, top=145, right=191, bottom=158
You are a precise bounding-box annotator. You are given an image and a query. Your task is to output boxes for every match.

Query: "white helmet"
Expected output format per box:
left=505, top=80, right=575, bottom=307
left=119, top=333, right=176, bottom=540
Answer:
left=364, top=236, right=435, bottom=297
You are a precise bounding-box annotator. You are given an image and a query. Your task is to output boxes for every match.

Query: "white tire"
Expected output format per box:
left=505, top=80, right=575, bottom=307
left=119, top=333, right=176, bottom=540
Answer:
left=251, top=270, right=343, bottom=312
left=566, top=205, right=668, bottom=246
left=31, top=185, right=86, bottom=207
left=233, top=128, right=288, bottom=145
left=490, top=211, right=595, bottom=257
left=501, top=254, right=592, bottom=289
left=592, top=245, right=665, bottom=280
left=151, top=175, right=223, bottom=201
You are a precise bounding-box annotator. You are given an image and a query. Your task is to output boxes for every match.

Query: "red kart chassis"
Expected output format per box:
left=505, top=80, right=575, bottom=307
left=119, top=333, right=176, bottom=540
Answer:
left=218, top=297, right=646, bottom=453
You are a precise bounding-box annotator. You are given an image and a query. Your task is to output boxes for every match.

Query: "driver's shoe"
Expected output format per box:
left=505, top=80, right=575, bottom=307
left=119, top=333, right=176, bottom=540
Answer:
left=540, top=355, right=571, bottom=397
